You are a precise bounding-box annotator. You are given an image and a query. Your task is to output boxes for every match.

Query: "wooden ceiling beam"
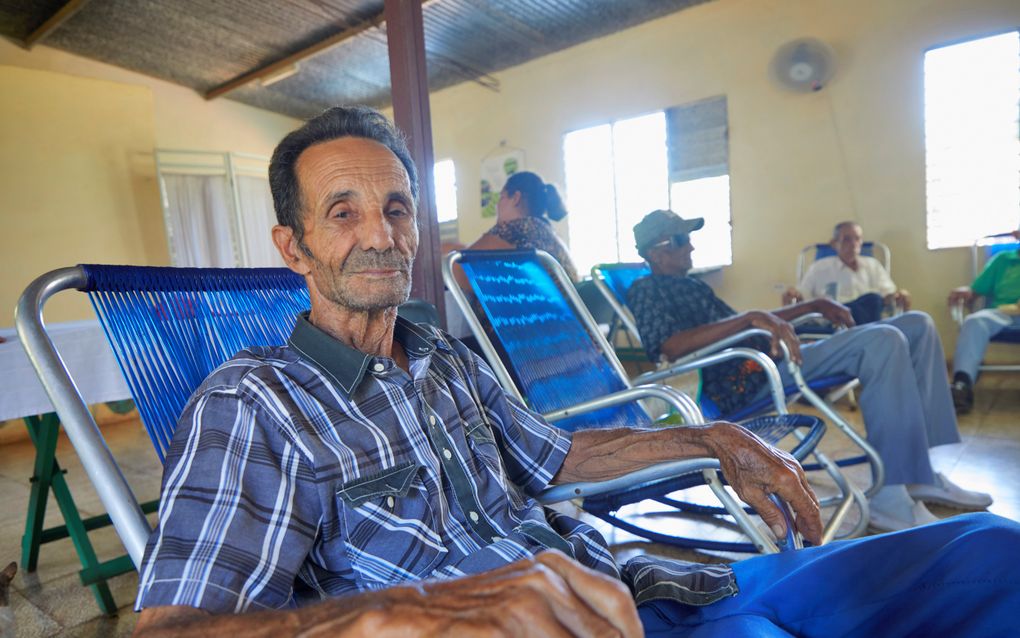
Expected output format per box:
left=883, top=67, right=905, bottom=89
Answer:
left=24, top=0, right=90, bottom=49
left=204, top=12, right=386, bottom=100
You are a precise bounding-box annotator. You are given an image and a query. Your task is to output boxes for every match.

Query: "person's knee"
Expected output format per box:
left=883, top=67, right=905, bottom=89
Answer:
left=866, top=324, right=910, bottom=352
left=896, top=310, right=936, bottom=334
left=942, top=513, right=1020, bottom=559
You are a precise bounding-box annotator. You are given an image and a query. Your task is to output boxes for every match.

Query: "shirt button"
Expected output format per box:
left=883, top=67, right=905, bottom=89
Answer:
left=387, top=496, right=395, bottom=508
left=443, top=448, right=452, bottom=460
left=469, top=511, right=480, bottom=523
left=428, top=415, right=437, bottom=426
left=373, top=362, right=384, bottom=372
left=491, top=536, right=502, bottom=543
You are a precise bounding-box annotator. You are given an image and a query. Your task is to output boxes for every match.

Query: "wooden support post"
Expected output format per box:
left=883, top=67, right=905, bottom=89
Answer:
left=385, top=0, right=445, bottom=322
left=23, top=0, right=90, bottom=49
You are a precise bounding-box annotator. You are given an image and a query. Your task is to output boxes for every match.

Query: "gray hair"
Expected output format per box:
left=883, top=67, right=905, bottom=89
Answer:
left=268, top=106, right=419, bottom=242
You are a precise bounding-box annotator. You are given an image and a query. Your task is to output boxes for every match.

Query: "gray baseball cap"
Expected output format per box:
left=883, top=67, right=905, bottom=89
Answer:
left=633, top=209, right=704, bottom=252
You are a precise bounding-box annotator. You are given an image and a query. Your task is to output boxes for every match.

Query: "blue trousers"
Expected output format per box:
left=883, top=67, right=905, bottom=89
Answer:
left=638, top=514, right=1019, bottom=637
left=952, top=309, right=1020, bottom=381
left=775, top=311, right=959, bottom=485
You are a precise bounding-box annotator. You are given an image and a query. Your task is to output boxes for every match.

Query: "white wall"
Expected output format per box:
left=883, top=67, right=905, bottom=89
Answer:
left=426, top=0, right=1020, bottom=350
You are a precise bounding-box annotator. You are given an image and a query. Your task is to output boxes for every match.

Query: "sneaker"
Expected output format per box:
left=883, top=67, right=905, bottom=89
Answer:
left=907, top=472, right=993, bottom=510
left=951, top=374, right=974, bottom=414
left=868, top=500, right=939, bottom=533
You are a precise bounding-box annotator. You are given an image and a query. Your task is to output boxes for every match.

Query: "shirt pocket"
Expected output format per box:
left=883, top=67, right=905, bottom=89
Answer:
left=466, top=420, right=503, bottom=471
left=336, top=461, right=445, bottom=586
left=466, top=421, right=525, bottom=509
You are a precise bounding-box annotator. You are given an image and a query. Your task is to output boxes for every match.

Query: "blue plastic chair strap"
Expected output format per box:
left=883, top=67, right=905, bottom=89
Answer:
left=80, top=265, right=310, bottom=462
left=814, top=242, right=875, bottom=260
left=457, top=251, right=649, bottom=431
left=598, top=263, right=651, bottom=305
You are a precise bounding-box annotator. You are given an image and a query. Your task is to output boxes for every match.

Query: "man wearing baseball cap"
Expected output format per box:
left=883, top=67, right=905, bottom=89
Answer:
left=627, top=209, right=990, bottom=533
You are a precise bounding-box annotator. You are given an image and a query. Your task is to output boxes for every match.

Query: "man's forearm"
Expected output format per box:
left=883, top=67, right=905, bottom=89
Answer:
left=770, top=299, right=820, bottom=322
left=137, top=553, right=643, bottom=638
left=135, top=588, right=421, bottom=638
left=657, top=313, right=758, bottom=361
left=553, top=424, right=725, bottom=484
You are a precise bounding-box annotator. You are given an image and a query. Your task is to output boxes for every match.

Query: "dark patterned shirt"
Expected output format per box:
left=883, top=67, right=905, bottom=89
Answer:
left=627, top=274, right=769, bottom=416
left=485, top=217, right=580, bottom=282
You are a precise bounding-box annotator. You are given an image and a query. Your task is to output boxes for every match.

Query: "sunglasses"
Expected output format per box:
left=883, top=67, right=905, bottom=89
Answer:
left=648, top=233, right=691, bottom=250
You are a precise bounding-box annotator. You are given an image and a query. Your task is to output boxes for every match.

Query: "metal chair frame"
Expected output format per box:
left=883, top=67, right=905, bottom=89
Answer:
left=795, top=240, right=892, bottom=282
left=589, top=264, right=878, bottom=499
left=16, top=259, right=812, bottom=601
left=446, top=250, right=865, bottom=549
left=591, top=261, right=885, bottom=510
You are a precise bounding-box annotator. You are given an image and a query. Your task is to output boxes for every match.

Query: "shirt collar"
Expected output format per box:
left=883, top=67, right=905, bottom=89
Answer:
left=288, top=311, right=442, bottom=397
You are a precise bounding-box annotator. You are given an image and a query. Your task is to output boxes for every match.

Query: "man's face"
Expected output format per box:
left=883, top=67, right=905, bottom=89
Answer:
left=646, top=233, right=695, bottom=276
left=833, top=224, right=863, bottom=264
left=283, top=137, right=418, bottom=312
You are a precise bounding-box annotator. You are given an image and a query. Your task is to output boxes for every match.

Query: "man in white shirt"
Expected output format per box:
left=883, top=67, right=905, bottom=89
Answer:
left=783, top=222, right=910, bottom=324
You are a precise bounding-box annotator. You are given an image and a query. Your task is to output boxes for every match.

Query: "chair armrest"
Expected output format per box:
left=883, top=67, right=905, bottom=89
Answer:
left=790, top=312, right=825, bottom=327
left=538, top=457, right=720, bottom=503
left=662, top=328, right=775, bottom=365
left=542, top=383, right=703, bottom=427
left=634, top=347, right=788, bottom=415
left=950, top=299, right=967, bottom=326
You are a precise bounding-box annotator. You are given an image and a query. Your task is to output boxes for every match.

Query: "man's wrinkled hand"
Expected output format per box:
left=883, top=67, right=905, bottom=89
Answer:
left=781, top=287, right=803, bottom=306
left=886, top=290, right=911, bottom=311
left=302, top=551, right=642, bottom=638
left=706, top=423, right=822, bottom=546
left=747, top=311, right=802, bottom=364
left=948, top=287, right=974, bottom=308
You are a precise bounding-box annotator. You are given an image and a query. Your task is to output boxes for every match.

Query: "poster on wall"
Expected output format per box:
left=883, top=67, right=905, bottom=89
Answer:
left=480, top=146, right=525, bottom=218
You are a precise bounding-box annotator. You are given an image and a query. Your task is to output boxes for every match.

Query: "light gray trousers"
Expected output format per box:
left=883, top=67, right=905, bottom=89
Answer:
left=774, top=312, right=960, bottom=486
left=951, top=309, right=1020, bottom=381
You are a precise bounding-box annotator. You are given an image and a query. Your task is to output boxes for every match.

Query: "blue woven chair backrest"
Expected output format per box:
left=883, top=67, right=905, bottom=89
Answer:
left=983, top=240, right=1020, bottom=261
left=80, top=265, right=310, bottom=462
left=457, top=251, right=649, bottom=432
left=813, top=242, right=875, bottom=260
left=596, top=263, right=651, bottom=305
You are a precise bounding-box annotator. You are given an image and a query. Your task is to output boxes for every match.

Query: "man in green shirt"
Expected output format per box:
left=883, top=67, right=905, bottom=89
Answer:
left=948, top=232, right=1020, bottom=412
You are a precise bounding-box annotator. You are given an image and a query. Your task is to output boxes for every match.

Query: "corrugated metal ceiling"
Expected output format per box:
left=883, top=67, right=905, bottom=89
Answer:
left=1, top=0, right=712, bottom=118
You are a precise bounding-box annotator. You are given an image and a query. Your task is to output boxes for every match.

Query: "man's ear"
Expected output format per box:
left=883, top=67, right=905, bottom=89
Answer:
left=272, top=225, right=311, bottom=275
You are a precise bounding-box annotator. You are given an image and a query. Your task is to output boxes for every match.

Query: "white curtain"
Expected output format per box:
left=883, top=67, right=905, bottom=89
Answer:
left=236, top=174, right=284, bottom=267
left=161, top=173, right=236, bottom=267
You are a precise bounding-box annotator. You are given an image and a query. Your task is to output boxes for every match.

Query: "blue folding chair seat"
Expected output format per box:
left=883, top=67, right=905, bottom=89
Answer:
left=446, top=250, right=860, bottom=553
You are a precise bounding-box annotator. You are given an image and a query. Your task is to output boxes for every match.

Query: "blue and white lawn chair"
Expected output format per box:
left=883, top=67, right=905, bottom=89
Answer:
left=18, top=263, right=811, bottom=614
left=446, top=250, right=864, bottom=552
left=794, top=240, right=903, bottom=323
left=590, top=260, right=880, bottom=515
left=16, top=265, right=312, bottom=608
left=796, top=241, right=892, bottom=283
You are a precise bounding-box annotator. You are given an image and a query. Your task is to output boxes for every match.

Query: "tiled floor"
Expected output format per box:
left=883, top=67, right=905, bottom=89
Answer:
left=1, top=374, right=1017, bottom=637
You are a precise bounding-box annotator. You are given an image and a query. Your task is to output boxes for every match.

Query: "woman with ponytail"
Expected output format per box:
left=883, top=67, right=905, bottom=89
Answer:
left=465, top=171, right=579, bottom=282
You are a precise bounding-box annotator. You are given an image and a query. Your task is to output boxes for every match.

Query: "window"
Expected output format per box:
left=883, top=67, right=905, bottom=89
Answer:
left=925, top=31, right=1020, bottom=249
left=156, top=150, right=281, bottom=268
left=433, top=159, right=458, bottom=223
left=564, top=97, right=731, bottom=274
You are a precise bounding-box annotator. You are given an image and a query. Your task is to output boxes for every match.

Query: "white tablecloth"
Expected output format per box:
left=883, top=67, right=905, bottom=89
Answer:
left=0, top=320, right=132, bottom=422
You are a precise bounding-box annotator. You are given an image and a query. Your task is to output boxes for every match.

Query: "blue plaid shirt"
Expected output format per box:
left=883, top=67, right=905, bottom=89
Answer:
left=135, top=314, right=620, bottom=613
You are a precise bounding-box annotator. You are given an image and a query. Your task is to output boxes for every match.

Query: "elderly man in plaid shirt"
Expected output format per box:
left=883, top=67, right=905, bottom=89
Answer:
left=132, top=107, right=1020, bottom=638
